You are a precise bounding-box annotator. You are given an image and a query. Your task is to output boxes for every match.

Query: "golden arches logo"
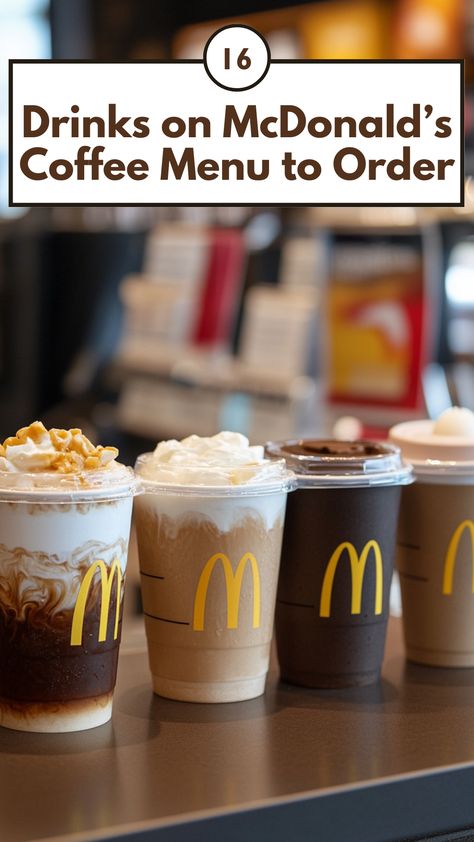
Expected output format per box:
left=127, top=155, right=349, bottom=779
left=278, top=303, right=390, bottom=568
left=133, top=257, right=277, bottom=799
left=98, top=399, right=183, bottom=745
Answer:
left=442, top=520, right=474, bottom=596
left=319, top=540, right=383, bottom=618
left=193, top=552, right=261, bottom=631
left=70, top=558, right=122, bottom=646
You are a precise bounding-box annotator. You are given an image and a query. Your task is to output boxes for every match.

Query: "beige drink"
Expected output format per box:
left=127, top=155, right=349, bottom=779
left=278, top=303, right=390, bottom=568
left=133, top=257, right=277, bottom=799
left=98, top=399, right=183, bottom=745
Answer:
left=134, top=432, right=292, bottom=703
left=390, top=408, right=474, bottom=667
left=0, top=422, right=135, bottom=732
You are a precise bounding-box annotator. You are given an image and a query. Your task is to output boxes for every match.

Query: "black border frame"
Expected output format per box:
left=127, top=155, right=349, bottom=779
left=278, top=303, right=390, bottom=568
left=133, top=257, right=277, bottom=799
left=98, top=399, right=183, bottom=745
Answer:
left=9, top=56, right=465, bottom=208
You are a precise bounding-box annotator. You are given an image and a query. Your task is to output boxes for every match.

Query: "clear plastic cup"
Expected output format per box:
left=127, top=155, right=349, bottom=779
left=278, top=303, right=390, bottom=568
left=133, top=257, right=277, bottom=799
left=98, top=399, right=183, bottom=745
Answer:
left=134, top=454, right=293, bottom=703
left=265, top=439, right=412, bottom=688
left=0, top=467, right=136, bottom=732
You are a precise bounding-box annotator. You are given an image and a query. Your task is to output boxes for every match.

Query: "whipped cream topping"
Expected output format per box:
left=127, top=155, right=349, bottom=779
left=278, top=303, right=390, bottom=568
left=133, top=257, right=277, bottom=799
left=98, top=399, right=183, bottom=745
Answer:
left=0, top=421, right=118, bottom=474
left=433, top=407, right=474, bottom=437
left=137, top=431, right=287, bottom=487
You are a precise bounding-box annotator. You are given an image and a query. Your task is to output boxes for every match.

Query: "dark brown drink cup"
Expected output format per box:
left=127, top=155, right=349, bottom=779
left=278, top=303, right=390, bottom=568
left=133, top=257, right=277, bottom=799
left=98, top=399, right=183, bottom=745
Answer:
left=265, top=440, right=412, bottom=688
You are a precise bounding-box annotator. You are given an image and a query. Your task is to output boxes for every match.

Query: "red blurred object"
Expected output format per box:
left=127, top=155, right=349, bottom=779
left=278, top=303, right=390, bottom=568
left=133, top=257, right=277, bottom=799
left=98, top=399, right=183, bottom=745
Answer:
left=193, top=229, right=245, bottom=346
left=360, top=425, right=391, bottom=440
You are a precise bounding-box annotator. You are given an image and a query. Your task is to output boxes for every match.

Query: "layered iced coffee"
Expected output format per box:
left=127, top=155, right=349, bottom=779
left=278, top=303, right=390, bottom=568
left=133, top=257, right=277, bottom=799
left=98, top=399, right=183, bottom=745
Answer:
left=0, top=422, right=135, bottom=732
left=134, top=432, right=292, bottom=703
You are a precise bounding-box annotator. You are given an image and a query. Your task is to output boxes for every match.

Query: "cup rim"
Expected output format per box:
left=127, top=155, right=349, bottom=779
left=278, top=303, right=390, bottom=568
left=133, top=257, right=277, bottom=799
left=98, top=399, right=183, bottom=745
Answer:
left=389, top=420, right=474, bottom=474
left=405, top=459, right=474, bottom=484
left=0, top=464, right=138, bottom=503
left=135, top=453, right=295, bottom=497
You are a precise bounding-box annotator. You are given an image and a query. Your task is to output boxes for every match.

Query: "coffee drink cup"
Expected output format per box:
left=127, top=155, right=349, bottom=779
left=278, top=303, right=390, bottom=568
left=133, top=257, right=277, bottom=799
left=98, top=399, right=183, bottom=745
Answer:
left=0, top=422, right=135, bottom=732
left=265, top=439, right=412, bottom=688
left=134, top=432, right=293, bottom=703
left=390, top=407, right=474, bottom=667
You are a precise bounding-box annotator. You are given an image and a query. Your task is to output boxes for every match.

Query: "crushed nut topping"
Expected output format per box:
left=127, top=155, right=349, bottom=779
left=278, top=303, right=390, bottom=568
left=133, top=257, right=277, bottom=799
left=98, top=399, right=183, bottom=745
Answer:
left=0, top=421, right=119, bottom=473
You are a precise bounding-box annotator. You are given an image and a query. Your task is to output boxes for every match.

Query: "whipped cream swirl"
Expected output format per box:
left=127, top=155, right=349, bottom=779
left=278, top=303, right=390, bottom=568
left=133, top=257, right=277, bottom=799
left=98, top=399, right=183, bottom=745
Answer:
left=137, top=431, right=287, bottom=487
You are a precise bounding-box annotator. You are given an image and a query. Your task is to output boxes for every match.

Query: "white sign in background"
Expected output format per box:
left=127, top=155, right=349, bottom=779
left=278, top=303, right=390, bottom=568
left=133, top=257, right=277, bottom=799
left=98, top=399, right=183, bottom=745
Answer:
left=10, top=28, right=463, bottom=206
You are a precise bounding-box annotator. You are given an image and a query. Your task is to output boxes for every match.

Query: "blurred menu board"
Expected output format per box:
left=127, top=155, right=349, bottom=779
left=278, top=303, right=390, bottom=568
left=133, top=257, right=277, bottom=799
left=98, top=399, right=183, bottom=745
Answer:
left=238, top=285, right=318, bottom=380
left=143, top=223, right=209, bottom=287
left=326, top=233, right=428, bottom=410
left=118, top=222, right=246, bottom=371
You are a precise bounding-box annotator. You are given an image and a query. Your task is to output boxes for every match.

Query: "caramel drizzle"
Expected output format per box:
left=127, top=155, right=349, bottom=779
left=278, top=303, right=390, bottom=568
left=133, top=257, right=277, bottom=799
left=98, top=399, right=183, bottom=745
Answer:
left=0, top=539, right=127, bottom=629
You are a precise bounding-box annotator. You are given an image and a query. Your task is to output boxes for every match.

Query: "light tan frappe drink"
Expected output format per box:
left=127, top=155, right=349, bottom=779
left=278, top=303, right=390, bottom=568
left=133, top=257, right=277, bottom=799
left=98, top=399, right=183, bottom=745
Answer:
left=0, top=422, right=135, bottom=732
left=390, top=408, right=474, bottom=667
left=134, top=432, right=292, bottom=703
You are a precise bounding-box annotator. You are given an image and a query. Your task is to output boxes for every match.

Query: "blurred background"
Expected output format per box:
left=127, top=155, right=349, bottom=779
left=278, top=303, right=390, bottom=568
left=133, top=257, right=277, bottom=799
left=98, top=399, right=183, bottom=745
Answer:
left=1, top=0, right=473, bottom=461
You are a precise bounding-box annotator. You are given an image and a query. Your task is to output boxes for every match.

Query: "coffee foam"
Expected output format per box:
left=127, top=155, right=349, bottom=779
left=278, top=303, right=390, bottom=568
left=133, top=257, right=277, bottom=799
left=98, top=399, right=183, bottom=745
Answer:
left=137, top=431, right=288, bottom=487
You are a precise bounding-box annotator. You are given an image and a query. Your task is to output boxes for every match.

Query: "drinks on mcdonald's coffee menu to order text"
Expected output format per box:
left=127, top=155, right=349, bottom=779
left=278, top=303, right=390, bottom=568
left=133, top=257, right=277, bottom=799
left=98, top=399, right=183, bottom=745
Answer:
left=390, top=407, right=474, bottom=668
left=0, top=422, right=135, bottom=733
left=265, top=439, right=412, bottom=688
left=134, top=431, right=293, bottom=703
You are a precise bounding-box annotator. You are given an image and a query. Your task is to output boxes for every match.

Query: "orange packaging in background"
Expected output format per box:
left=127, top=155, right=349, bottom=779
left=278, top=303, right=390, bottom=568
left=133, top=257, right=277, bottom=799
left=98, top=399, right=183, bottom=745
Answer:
left=173, top=5, right=302, bottom=59
left=173, top=0, right=392, bottom=60
left=298, top=0, right=389, bottom=59
left=393, top=0, right=464, bottom=59
left=326, top=235, right=428, bottom=411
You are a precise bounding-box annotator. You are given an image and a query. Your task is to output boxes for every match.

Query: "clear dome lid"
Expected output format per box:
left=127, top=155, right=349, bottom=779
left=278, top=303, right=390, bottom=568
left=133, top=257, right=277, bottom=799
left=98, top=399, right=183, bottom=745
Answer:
left=0, top=463, right=137, bottom=502
left=265, top=439, right=413, bottom=488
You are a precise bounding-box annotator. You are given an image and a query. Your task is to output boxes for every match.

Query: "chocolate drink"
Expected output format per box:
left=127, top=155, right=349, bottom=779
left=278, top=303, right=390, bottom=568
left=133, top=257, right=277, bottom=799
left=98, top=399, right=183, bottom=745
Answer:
left=0, top=535, right=125, bottom=707
left=265, top=440, right=412, bottom=688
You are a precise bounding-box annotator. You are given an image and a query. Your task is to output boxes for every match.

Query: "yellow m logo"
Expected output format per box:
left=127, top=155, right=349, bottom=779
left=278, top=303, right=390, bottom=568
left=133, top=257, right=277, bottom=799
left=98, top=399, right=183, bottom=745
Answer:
left=442, top=520, right=474, bottom=596
left=70, top=558, right=122, bottom=646
left=193, top=552, right=261, bottom=631
left=320, top=540, right=383, bottom=618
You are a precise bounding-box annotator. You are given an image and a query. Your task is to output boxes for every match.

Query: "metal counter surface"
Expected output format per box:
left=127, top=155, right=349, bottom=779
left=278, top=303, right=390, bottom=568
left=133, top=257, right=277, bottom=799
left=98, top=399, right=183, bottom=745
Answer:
left=1, top=618, right=474, bottom=842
